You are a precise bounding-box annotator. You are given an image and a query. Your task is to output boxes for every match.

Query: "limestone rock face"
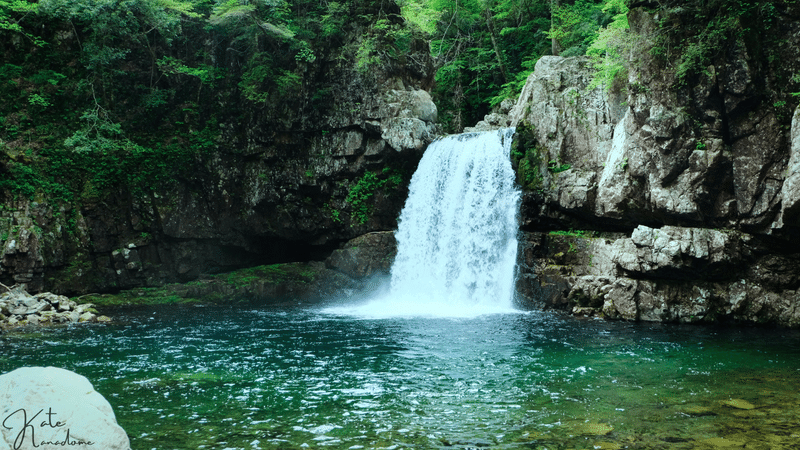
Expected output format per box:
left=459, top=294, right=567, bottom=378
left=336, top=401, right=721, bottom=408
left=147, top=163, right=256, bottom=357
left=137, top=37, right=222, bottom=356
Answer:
left=517, top=227, right=800, bottom=327
left=611, top=225, right=742, bottom=280
left=511, top=44, right=796, bottom=232
left=0, top=367, right=130, bottom=450
left=464, top=98, right=515, bottom=132
left=511, top=2, right=800, bottom=326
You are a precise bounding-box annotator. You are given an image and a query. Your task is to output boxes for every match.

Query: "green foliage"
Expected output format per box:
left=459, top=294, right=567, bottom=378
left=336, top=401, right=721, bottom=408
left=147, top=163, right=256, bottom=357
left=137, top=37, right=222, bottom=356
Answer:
left=548, top=0, right=609, bottom=57
left=516, top=150, right=544, bottom=190
left=345, top=168, right=403, bottom=225
left=239, top=55, right=274, bottom=103
left=549, top=229, right=590, bottom=237
left=158, top=57, right=224, bottom=85
left=586, top=0, right=630, bottom=93
left=397, top=0, right=440, bottom=35
left=27, top=93, right=51, bottom=107
left=324, top=203, right=342, bottom=223
left=320, top=2, right=347, bottom=39
left=0, top=162, right=38, bottom=198
left=0, top=64, right=22, bottom=83
left=40, top=0, right=199, bottom=39
left=0, top=0, right=426, bottom=218
left=416, top=0, right=625, bottom=131
left=511, top=122, right=545, bottom=191
left=652, top=1, right=783, bottom=88
left=355, top=17, right=414, bottom=75
left=356, top=36, right=381, bottom=73
left=0, top=0, right=45, bottom=46
left=547, top=160, right=571, bottom=174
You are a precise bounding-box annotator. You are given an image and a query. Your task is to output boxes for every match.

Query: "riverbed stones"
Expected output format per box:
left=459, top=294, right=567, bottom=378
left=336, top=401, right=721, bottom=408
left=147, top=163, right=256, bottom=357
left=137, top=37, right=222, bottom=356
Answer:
left=0, top=285, right=101, bottom=329
left=0, top=366, right=131, bottom=450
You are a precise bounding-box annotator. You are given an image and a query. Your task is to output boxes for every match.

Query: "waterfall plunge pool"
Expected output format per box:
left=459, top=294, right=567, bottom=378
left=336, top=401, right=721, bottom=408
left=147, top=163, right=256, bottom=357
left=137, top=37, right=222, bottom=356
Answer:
left=5, top=130, right=799, bottom=449
left=3, top=305, right=800, bottom=450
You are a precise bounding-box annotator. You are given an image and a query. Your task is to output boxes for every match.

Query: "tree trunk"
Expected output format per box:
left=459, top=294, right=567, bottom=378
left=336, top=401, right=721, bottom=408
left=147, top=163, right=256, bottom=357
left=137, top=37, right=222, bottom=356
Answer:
left=551, top=0, right=561, bottom=55
left=483, top=4, right=509, bottom=84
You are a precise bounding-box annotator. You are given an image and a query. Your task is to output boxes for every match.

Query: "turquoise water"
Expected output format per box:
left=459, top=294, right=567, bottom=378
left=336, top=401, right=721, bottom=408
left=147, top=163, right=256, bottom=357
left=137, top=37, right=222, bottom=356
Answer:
left=3, top=306, right=800, bottom=449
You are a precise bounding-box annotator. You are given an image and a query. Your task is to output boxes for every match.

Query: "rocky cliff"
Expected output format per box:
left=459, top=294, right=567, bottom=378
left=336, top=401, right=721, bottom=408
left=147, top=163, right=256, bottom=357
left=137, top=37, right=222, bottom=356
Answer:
left=4, top=0, right=799, bottom=329
left=0, top=2, right=437, bottom=295
left=504, top=2, right=800, bottom=326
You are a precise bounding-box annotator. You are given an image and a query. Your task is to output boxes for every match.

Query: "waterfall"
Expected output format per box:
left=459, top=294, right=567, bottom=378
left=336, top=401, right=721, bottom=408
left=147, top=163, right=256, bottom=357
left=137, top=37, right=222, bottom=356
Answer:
left=329, top=128, right=521, bottom=318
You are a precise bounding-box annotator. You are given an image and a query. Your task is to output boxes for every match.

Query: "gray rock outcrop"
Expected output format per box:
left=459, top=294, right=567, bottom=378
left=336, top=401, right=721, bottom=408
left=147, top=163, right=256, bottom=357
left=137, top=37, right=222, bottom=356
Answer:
left=511, top=3, right=800, bottom=326
left=517, top=227, right=800, bottom=326
left=325, top=231, right=396, bottom=279
left=0, top=367, right=130, bottom=450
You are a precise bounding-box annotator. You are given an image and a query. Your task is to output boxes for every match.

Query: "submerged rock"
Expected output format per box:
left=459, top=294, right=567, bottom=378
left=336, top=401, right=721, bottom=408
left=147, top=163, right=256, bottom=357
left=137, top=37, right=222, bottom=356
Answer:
left=722, top=399, right=756, bottom=410
left=0, top=366, right=131, bottom=450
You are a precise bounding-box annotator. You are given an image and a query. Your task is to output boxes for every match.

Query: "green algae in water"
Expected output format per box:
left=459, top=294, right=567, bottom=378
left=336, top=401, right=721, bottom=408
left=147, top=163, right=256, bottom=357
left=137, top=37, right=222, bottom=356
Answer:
left=2, top=306, right=800, bottom=449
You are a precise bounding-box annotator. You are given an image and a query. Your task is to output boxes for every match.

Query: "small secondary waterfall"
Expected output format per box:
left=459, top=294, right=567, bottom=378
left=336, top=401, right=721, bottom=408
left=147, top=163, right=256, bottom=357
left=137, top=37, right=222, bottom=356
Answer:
left=334, top=128, right=521, bottom=318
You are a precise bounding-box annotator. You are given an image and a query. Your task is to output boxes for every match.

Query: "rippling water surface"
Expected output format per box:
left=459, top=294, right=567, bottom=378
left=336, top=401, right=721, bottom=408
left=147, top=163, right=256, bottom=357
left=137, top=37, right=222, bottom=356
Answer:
left=3, top=306, right=800, bottom=449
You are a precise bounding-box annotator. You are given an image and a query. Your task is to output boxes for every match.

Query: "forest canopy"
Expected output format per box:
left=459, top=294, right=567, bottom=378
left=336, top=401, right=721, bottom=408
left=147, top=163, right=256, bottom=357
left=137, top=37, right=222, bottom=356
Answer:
left=1, top=0, right=630, bottom=139
left=6, top=0, right=786, bottom=202
left=397, top=0, right=630, bottom=130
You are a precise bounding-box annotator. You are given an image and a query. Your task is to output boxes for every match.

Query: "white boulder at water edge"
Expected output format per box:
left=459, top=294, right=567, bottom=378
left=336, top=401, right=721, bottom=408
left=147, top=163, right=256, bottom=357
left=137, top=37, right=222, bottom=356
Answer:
left=0, top=367, right=131, bottom=450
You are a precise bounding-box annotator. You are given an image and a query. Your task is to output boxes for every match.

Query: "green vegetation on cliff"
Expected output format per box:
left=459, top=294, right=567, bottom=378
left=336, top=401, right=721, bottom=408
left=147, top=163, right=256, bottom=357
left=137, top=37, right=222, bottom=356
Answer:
left=398, top=0, right=630, bottom=131
left=0, top=0, right=421, bottom=204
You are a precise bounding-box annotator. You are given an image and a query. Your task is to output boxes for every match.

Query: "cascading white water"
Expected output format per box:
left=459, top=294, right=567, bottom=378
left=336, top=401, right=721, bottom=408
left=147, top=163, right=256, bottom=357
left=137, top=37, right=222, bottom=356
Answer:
left=330, top=128, right=521, bottom=318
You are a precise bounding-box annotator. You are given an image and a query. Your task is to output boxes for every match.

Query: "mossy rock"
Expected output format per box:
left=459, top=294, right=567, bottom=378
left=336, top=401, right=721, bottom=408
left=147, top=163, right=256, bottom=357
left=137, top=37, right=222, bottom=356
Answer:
left=682, top=405, right=716, bottom=416
left=567, top=421, right=614, bottom=436
left=721, top=399, right=756, bottom=410
left=697, top=437, right=746, bottom=449
left=75, top=261, right=347, bottom=307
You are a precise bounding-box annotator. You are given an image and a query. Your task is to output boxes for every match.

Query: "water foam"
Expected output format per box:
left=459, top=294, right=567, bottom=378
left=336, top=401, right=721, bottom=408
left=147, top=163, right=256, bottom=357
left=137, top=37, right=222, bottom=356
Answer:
left=326, top=128, right=521, bottom=318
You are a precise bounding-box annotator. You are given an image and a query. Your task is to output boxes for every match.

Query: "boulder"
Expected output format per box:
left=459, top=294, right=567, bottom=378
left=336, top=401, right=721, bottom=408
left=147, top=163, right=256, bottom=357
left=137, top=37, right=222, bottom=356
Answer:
left=611, top=225, right=742, bottom=280
left=0, top=366, right=130, bottom=450
left=325, top=231, right=397, bottom=278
